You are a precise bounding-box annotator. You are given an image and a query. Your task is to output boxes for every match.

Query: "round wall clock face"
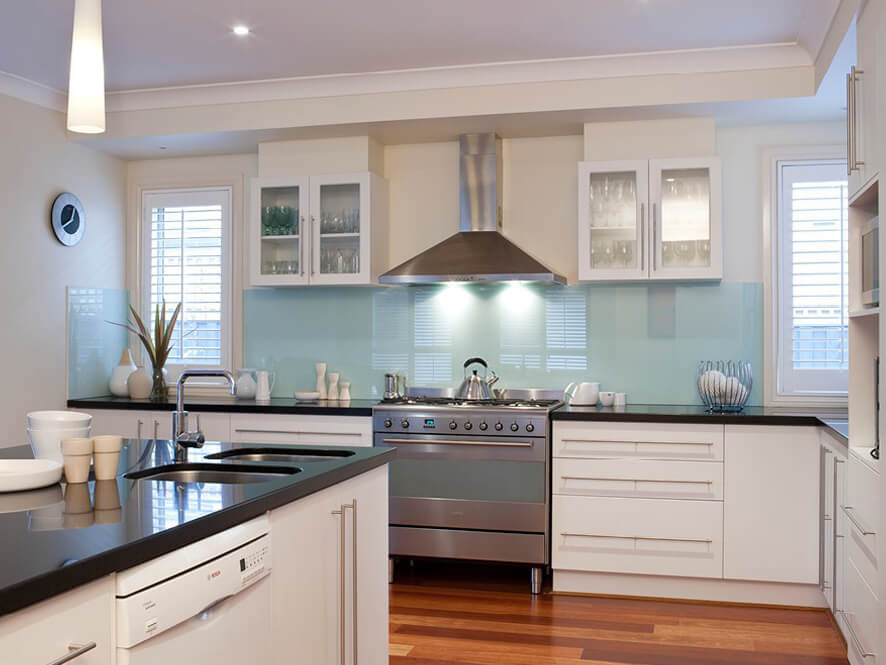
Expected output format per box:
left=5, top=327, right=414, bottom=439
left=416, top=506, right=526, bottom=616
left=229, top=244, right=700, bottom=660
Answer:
left=51, top=192, right=85, bottom=246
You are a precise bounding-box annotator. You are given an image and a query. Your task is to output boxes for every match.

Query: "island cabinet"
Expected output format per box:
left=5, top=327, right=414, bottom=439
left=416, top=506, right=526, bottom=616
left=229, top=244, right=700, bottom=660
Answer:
left=269, top=464, right=388, bottom=665
left=0, top=576, right=115, bottom=665
left=552, top=421, right=826, bottom=606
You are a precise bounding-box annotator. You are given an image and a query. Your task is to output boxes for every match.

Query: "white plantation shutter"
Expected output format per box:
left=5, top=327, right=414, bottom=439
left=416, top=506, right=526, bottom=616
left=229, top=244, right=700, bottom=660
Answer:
left=777, top=161, right=848, bottom=396
left=142, top=188, right=232, bottom=371
left=545, top=291, right=588, bottom=371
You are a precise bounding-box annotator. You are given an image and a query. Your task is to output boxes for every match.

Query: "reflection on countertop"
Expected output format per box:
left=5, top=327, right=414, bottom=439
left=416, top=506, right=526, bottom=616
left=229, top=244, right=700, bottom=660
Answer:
left=67, top=395, right=377, bottom=416
left=0, top=439, right=393, bottom=616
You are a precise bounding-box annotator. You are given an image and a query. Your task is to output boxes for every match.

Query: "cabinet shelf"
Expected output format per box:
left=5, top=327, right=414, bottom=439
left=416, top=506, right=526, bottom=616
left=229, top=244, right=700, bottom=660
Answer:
left=319, top=232, right=360, bottom=238
left=261, top=234, right=300, bottom=241
left=849, top=307, right=879, bottom=319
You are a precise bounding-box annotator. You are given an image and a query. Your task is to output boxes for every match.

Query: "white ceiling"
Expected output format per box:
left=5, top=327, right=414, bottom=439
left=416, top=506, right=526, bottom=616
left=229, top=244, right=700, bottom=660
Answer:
left=0, top=0, right=840, bottom=92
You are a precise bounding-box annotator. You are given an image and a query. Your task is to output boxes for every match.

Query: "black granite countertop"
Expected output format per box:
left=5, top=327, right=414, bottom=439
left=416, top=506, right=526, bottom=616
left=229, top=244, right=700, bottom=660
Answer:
left=0, top=440, right=393, bottom=616
left=552, top=403, right=848, bottom=441
left=67, top=395, right=377, bottom=416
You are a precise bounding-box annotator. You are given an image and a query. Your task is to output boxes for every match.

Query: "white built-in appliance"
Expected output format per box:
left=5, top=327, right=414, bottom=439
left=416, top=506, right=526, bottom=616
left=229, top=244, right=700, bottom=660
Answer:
left=115, top=516, right=272, bottom=665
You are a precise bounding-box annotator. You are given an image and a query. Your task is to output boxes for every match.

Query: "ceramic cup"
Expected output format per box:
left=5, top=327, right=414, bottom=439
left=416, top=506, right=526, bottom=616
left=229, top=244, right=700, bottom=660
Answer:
left=614, top=392, right=627, bottom=407
left=92, top=435, right=123, bottom=480
left=598, top=391, right=616, bottom=407
left=61, top=437, right=93, bottom=483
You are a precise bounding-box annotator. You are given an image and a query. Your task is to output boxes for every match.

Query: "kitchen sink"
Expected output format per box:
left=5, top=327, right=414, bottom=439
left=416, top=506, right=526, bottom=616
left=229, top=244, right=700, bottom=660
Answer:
left=125, top=462, right=301, bottom=484
left=205, top=447, right=356, bottom=464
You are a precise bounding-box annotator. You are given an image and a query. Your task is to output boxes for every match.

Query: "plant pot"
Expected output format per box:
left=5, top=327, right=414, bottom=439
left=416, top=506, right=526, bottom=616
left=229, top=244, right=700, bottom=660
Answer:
left=149, top=366, right=168, bottom=402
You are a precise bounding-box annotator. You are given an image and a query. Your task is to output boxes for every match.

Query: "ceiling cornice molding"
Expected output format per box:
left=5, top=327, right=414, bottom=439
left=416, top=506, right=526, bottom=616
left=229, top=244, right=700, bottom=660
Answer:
left=811, top=0, right=859, bottom=88
left=0, top=69, right=65, bottom=111
left=104, top=42, right=811, bottom=113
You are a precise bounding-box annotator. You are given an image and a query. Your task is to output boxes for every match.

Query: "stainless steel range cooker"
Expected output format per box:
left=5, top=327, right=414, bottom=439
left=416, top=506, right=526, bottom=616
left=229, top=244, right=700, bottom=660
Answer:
left=373, top=395, right=561, bottom=594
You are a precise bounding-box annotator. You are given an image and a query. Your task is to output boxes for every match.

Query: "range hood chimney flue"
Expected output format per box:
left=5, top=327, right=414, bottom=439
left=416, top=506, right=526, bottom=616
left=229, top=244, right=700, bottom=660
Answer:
left=378, top=133, right=566, bottom=285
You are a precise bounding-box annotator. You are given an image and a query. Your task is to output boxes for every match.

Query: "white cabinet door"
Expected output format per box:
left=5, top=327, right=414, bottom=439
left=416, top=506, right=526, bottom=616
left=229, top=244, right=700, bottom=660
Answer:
left=0, top=576, right=114, bottom=665
left=577, top=160, right=649, bottom=281
left=230, top=414, right=372, bottom=447
left=553, top=458, right=723, bottom=500
left=649, top=156, right=722, bottom=281
left=310, top=172, right=373, bottom=285
left=850, top=0, right=881, bottom=196
left=249, top=177, right=310, bottom=286
left=270, top=465, right=388, bottom=665
left=188, top=412, right=230, bottom=442
left=86, top=409, right=168, bottom=440
left=723, top=426, right=820, bottom=583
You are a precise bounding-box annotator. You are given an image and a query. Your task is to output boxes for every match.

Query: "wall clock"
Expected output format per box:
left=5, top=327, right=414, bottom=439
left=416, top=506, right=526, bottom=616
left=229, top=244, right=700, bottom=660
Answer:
left=51, top=192, right=85, bottom=246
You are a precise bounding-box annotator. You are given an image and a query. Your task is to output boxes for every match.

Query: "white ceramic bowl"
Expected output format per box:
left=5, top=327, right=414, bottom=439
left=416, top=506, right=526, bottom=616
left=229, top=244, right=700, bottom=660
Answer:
left=27, top=410, right=92, bottom=430
left=295, top=391, right=321, bottom=401
left=599, top=391, right=616, bottom=407
left=28, top=426, right=91, bottom=464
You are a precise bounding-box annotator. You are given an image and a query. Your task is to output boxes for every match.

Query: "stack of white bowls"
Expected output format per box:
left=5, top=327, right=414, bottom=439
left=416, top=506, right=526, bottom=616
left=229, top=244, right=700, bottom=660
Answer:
left=27, top=411, right=92, bottom=465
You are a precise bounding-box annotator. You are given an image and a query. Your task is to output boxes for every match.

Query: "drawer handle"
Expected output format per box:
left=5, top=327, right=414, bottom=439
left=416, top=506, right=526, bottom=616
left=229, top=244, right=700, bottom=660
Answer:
left=46, top=642, right=96, bottom=665
left=562, top=476, right=713, bottom=486
left=382, top=438, right=533, bottom=448
left=561, top=532, right=713, bottom=545
left=841, top=506, right=876, bottom=536
left=564, top=439, right=715, bottom=447
left=838, top=611, right=876, bottom=658
left=234, top=428, right=362, bottom=437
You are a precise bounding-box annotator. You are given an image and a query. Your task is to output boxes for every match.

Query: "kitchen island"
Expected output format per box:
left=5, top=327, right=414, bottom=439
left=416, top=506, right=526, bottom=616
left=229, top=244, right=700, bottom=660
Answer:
left=0, top=438, right=393, bottom=664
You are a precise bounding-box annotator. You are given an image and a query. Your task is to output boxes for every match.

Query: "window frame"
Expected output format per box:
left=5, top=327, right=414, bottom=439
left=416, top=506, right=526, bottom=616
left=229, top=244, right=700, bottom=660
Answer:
left=762, top=145, right=848, bottom=406
left=140, top=186, right=233, bottom=378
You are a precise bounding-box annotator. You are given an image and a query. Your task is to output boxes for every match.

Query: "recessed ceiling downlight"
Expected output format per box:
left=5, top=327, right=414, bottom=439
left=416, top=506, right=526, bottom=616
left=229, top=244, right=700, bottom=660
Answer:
left=232, top=25, right=250, bottom=36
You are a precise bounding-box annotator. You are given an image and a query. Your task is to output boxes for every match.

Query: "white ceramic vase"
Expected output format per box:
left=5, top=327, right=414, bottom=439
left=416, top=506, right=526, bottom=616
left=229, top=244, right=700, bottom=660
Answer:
left=327, top=373, right=340, bottom=401
left=127, top=367, right=153, bottom=399
left=315, top=362, right=327, bottom=399
left=339, top=381, right=351, bottom=402
left=109, top=348, right=137, bottom=397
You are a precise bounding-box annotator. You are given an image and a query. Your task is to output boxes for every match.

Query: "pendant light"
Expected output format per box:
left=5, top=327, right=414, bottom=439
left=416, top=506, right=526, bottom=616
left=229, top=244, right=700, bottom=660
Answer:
left=66, top=0, right=105, bottom=134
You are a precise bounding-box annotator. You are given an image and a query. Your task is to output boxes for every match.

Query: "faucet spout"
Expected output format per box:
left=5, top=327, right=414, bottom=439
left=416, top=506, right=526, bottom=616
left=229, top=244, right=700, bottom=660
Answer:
left=173, top=369, right=235, bottom=462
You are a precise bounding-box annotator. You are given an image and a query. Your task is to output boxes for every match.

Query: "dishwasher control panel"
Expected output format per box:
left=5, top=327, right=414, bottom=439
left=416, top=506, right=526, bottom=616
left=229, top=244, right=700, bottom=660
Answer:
left=116, top=533, right=272, bottom=649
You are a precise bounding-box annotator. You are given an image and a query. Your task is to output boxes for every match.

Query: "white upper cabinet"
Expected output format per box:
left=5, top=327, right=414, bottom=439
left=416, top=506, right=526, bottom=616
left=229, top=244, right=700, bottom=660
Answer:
left=250, top=172, right=387, bottom=286
left=848, top=0, right=881, bottom=199
left=578, top=157, right=722, bottom=282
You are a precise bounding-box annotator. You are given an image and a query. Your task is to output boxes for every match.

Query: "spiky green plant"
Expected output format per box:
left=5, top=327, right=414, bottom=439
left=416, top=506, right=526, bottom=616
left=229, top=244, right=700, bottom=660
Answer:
left=109, top=302, right=182, bottom=374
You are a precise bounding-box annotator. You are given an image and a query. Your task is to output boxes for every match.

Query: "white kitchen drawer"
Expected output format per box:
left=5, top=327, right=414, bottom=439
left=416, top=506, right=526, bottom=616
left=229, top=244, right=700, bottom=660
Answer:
left=843, top=556, right=880, bottom=664
left=847, top=513, right=879, bottom=595
left=844, top=452, right=879, bottom=569
left=230, top=414, right=372, bottom=447
left=552, top=495, right=723, bottom=578
left=554, top=422, right=723, bottom=461
left=553, top=458, right=723, bottom=500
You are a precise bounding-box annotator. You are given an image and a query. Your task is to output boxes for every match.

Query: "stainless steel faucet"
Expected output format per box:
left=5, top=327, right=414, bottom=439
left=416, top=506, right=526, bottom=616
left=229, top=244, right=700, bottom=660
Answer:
left=172, top=369, right=235, bottom=462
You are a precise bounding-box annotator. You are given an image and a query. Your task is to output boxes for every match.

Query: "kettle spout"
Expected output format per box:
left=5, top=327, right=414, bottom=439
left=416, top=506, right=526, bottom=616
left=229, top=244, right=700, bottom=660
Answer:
left=487, top=371, right=500, bottom=387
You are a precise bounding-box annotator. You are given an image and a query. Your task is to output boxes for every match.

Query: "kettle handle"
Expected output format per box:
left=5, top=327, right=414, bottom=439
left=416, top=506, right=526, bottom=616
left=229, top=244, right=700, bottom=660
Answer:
left=463, top=357, right=487, bottom=369
left=564, top=383, right=576, bottom=401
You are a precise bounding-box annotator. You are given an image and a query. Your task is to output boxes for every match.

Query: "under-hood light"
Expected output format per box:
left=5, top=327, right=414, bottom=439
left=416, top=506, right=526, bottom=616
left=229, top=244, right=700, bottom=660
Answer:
left=66, top=0, right=105, bottom=134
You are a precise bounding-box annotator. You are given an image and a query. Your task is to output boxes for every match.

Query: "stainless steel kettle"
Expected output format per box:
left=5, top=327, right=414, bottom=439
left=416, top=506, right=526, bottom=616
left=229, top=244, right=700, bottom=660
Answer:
left=455, top=357, right=499, bottom=400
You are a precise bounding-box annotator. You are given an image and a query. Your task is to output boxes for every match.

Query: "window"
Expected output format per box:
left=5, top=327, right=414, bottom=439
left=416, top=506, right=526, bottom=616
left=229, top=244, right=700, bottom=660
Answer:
left=775, top=160, right=848, bottom=397
left=141, top=188, right=232, bottom=373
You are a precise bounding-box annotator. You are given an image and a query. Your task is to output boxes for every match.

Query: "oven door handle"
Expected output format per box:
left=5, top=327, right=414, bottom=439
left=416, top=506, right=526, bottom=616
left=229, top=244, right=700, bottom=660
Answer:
left=381, top=438, right=534, bottom=448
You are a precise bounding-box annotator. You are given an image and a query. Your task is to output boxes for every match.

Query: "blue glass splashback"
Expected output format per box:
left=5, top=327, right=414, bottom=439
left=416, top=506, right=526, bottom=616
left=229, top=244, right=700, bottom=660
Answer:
left=243, top=281, right=763, bottom=405
left=68, top=288, right=130, bottom=399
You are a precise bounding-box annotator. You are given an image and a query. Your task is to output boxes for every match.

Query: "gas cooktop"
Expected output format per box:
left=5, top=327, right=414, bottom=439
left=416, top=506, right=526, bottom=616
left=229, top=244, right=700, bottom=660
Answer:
left=377, top=397, right=562, bottom=411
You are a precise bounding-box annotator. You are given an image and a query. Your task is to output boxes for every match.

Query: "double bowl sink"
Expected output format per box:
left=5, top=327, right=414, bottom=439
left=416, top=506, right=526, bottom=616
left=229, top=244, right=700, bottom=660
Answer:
left=124, top=447, right=356, bottom=484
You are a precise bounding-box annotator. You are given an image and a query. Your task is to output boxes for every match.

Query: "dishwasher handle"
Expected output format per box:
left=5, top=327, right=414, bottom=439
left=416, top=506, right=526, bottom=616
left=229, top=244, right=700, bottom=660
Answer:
left=46, top=642, right=96, bottom=665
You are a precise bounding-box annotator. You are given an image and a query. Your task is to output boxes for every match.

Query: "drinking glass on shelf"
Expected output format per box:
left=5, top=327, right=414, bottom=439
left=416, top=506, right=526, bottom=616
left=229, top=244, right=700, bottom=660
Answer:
left=261, top=261, right=273, bottom=274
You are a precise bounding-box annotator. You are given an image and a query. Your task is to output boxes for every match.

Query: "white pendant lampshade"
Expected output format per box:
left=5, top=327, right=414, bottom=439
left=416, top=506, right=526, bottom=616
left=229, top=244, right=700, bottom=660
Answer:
left=66, top=0, right=105, bottom=134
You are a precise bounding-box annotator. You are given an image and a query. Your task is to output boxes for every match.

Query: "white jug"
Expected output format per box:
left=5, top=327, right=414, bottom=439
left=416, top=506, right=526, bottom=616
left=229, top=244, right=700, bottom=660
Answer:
left=255, top=370, right=276, bottom=402
left=564, top=381, right=600, bottom=406
left=235, top=368, right=257, bottom=399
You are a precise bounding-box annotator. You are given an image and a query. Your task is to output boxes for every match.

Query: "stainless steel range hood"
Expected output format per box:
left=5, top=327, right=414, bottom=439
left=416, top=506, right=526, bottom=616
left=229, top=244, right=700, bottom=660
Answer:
left=379, top=133, right=566, bottom=285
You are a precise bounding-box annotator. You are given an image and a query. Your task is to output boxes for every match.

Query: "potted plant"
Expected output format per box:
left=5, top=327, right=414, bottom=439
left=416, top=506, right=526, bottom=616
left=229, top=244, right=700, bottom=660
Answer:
left=110, top=302, right=182, bottom=402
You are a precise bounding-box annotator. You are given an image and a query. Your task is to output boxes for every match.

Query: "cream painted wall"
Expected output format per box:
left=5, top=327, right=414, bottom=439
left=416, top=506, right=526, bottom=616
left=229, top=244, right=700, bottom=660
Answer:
left=717, top=121, right=845, bottom=282
left=0, top=93, right=125, bottom=446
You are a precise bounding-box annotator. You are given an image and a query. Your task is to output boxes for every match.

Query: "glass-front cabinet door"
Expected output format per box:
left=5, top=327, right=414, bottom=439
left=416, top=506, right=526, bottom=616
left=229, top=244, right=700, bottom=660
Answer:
left=250, top=177, right=310, bottom=286
left=578, top=160, right=649, bottom=281
left=310, top=173, right=371, bottom=285
left=649, top=157, right=722, bottom=280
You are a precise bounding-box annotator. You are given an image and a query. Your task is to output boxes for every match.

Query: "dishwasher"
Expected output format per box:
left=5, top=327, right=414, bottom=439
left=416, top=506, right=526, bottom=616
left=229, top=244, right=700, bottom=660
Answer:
left=116, top=515, right=272, bottom=665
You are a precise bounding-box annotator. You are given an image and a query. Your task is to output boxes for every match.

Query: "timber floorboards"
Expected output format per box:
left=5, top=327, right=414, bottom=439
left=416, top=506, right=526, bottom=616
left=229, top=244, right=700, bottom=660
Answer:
left=389, top=561, right=848, bottom=665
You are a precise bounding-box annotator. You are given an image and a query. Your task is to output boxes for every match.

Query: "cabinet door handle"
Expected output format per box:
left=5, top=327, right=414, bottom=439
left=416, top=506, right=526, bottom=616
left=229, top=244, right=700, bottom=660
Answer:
left=838, top=611, right=876, bottom=658
left=46, top=642, right=96, bottom=665
left=841, top=506, right=876, bottom=535
left=639, top=202, right=645, bottom=271
left=153, top=420, right=159, bottom=441
left=562, top=475, right=713, bottom=485
left=332, top=506, right=346, bottom=665
left=851, top=66, right=864, bottom=169
left=300, top=216, right=306, bottom=276
left=136, top=419, right=143, bottom=442
left=561, top=532, right=712, bottom=545
left=344, top=500, right=358, bottom=665
left=310, top=216, right=316, bottom=275
left=651, top=203, right=657, bottom=271
left=234, top=428, right=361, bottom=437
left=846, top=71, right=853, bottom=175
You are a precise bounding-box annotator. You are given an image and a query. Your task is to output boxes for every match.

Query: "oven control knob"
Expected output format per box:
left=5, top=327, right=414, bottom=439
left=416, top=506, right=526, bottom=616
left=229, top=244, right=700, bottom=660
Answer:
left=494, top=422, right=503, bottom=431
left=526, top=423, right=535, bottom=432
left=464, top=421, right=473, bottom=430
left=510, top=422, right=519, bottom=432
left=384, top=419, right=393, bottom=428
left=401, top=419, right=410, bottom=428
left=449, top=420, right=458, bottom=430
left=479, top=421, right=488, bottom=431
